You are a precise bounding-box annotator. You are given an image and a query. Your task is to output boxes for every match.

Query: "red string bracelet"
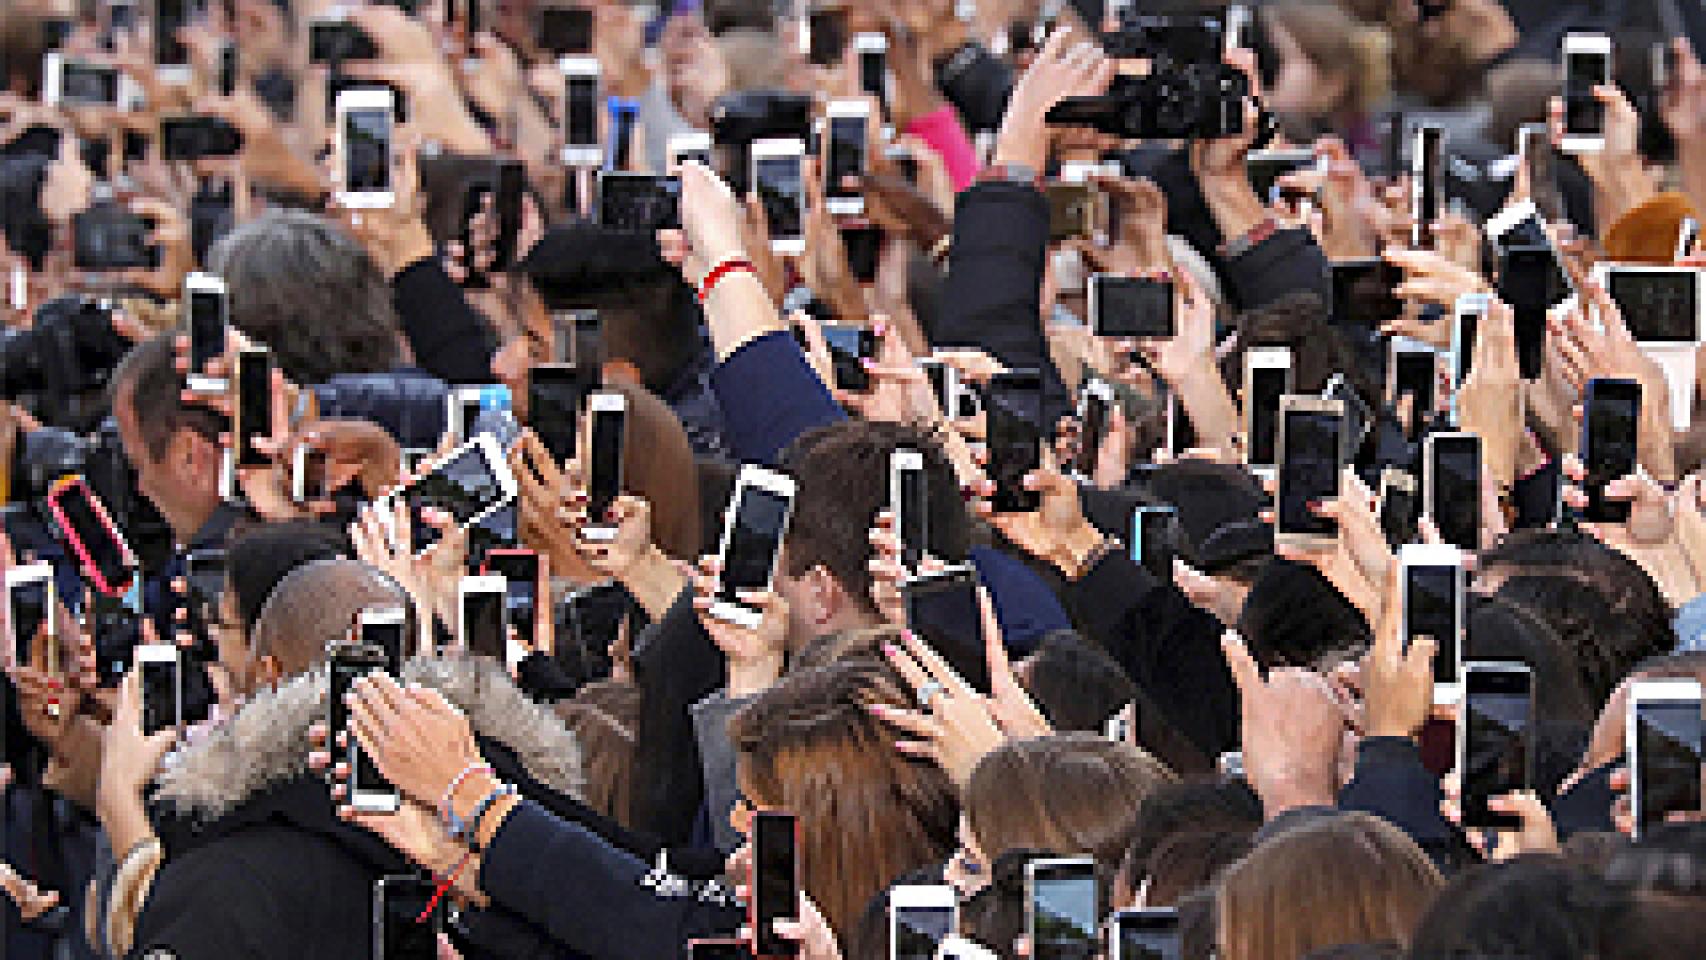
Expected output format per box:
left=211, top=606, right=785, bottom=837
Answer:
left=697, top=257, right=756, bottom=302
left=419, top=849, right=474, bottom=923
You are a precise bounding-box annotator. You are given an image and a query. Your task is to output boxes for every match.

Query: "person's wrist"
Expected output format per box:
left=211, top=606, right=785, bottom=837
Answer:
left=992, top=116, right=1045, bottom=172
left=1051, top=520, right=1106, bottom=578
left=449, top=768, right=501, bottom=828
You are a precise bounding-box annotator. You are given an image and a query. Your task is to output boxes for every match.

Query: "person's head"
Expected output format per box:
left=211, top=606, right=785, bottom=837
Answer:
left=1238, top=560, right=1371, bottom=669
left=1260, top=1, right=1390, bottom=121
left=1235, top=292, right=1380, bottom=407
left=1407, top=856, right=1609, bottom=960
left=1216, top=813, right=1442, bottom=960
left=776, top=420, right=970, bottom=647
left=0, top=7, right=51, bottom=97
left=556, top=680, right=640, bottom=823
left=1018, top=632, right=1140, bottom=733
left=230, top=559, right=409, bottom=699
left=1137, top=829, right=1253, bottom=908
left=110, top=334, right=226, bottom=542
left=728, top=650, right=959, bottom=944
left=1482, top=58, right=1560, bottom=159
left=1116, top=778, right=1264, bottom=907
left=223, top=519, right=351, bottom=637
left=207, top=210, right=404, bottom=384
left=953, top=735, right=1177, bottom=901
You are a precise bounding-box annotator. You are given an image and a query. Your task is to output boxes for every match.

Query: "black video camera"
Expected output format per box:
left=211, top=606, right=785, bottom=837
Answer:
left=1047, top=10, right=1250, bottom=141
left=0, top=296, right=133, bottom=430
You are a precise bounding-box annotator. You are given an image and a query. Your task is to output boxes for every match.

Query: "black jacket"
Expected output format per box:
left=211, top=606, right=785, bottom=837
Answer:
left=311, top=368, right=450, bottom=450
left=628, top=588, right=726, bottom=846
left=391, top=257, right=497, bottom=385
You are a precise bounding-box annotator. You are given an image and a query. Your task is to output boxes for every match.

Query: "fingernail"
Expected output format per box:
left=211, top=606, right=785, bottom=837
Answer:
left=873, top=320, right=889, bottom=338
left=881, top=641, right=899, bottom=658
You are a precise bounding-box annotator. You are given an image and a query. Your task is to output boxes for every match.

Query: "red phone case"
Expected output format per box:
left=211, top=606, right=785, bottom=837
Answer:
left=46, top=476, right=136, bottom=597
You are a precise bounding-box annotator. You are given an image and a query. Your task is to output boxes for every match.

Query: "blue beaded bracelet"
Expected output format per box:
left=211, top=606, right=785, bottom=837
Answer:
left=464, top=782, right=518, bottom=851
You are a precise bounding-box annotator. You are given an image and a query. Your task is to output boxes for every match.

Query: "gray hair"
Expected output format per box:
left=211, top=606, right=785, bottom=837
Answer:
left=207, top=209, right=403, bottom=384
left=250, top=558, right=409, bottom=674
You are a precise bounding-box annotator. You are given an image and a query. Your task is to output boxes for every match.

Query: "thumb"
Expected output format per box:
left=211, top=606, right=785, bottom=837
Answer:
left=1220, top=629, right=1261, bottom=696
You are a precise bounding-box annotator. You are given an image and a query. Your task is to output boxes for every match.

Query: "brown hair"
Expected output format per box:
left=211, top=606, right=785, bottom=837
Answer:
left=728, top=652, right=958, bottom=944
left=1264, top=1, right=1391, bottom=115
left=596, top=378, right=701, bottom=562
left=1215, top=813, right=1443, bottom=960
left=556, top=680, right=641, bottom=824
left=965, top=734, right=1177, bottom=874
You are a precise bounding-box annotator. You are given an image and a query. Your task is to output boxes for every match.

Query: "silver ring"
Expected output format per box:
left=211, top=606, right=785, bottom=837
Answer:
left=916, top=680, right=946, bottom=709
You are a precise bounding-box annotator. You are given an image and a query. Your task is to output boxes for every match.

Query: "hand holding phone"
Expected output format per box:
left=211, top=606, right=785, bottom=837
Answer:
left=986, top=370, right=1044, bottom=513
left=331, top=643, right=400, bottom=813
left=711, top=466, right=796, bottom=628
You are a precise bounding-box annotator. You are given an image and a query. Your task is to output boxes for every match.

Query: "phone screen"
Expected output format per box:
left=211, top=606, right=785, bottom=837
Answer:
left=904, top=572, right=987, bottom=692
left=754, top=812, right=799, bottom=958
left=1380, top=480, right=1418, bottom=549
left=588, top=406, right=625, bottom=521
left=988, top=371, right=1044, bottom=512
left=360, top=616, right=407, bottom=676
left=528, top=365, right=596, bottom=465
left=1248, top=364, right=1287, bottom=468
left=1634, top=699, right=1704, bottom=835
left=63, top=62, right=119, bottom=105
left=808, top=9, right=849, bottom=65
left=1114, top=910, right=1181, bottom=960
left=141, top=653, right=179, bottom=735
left=1607, top=271, right=1698, bottom=343
left=237, top=350, right=272, bottom=467
left=9, top=578, right=48, bottom=666
left=1030, top=862, right=1098, bottom=960
left=1411, top=125, right=1442, bottom=246
left=893, top=905, right=955, bottom=960
left=1278, top=408, right=1342, bottom=536
left=91, top=593, right=139, bottom=687
left=1429, top=436, right=1481, bottom=552
left=598, top=175, right=681, bottom=231
left=155, top=0, right=189, bottom=66
left=1094, top=277, right=1173, bottom=338
left=819, top=325, right=874, bottom=392
left=1583, top=380, right=1640, bottom=524
left=331, top=647, right=394, bottom=800
left=485, top=554, right=539, bottom=645
left=1331, top=261, right=1402, bottom=330
left=344, top=107, right=392, bottom=193
left=1134, top=508, right=1177, bottom=582
left=1394, top=350, right=1435, bottom=413
left=897, top=464, right=928, bottom=571
left=189, top=288, right=226, bottom=374
left=689, top=941, right=753, bottom=960
left=754, top=153, right=805, bottom=242
left=565, top=72, right=599, bottom=148
left=1565, top=51, right=1609, bottom=135
left=1454, top=308, right=1479, bottom=383
left=539, top=6, right=593, bottom=54
left=1078, top=388, right=1109, bottom=478
left=827, top=115, right=867, bottom=203
left=1463, top=667, right=1532, bottom=829
left=859, top=47, right=886, bottom=102
left=461, top=587, right=505, bottom=660
left=56, top=481, right=132, bottom=592
left=376, top=876, right=439, bottom=960
left=409, top=443, right=509, bottom=526
left=720, top=485, right=791, bottom=603
left=564, top=583, right=627, bottom=682
left=1405, top=564, right=1459, bottom=684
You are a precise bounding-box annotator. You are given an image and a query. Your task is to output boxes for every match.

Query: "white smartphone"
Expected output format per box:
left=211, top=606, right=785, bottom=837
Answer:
left=184, top=272, right=229, bottom=393
left=1592, top=262, right=1703, bottom=430
left=559, top=56, right=602, bottom=167
left=888, top=884, right=957, bottom=960
left=375, top=434, right=519, bottom=545
left=1450, top=292, right=1492, bottom=390
left=330, top=642, right=401, bottom=814
left=1108, top=907, right=1181, bottom=960
left=890, top=449, right=928, bottom=574
left=357, top=604, right=410, bottom=672
left=1243, top=347, right=1293, bottom=472
left=751, top=138, right=807, bottom=256
left=937, top=936, right=1001, bottom=960
left=1399, top=543, right=1465, bottom=703
left=1626, top=678, right=1704, bottom=838
left=667, top=131, right=713, bottom=171
left=824, top=100, right=871, bottom=216
left=6, top=564, right=56, bottom=674
left=1677, top=217, right=1699, bottom=261
left=1560, top=33, right=1613, bottom=153
left=458, top=575, right=509, bottom=663
left=137, top=643, right=182, bottom=737
left=334, top=88, right=395, bottom=208
left=1423, top=431, right=1482, bottom=553
left=445, top=385, right=490, bottom=447
left=854, top=32, right=888, bottom=106
left=710, top=464, right=797, bottom=628
left=580, top=391, right=627, bottom=543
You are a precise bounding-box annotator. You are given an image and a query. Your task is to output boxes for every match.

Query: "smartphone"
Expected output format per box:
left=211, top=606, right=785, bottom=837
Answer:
left=1378, top=468, right=1420, bottom=549
left=138, top=643, right=182, bottom=736
left=379, top=434, right=520, bottom=541
left=1025, top=857, right=1098, bottom=960
left=825, top=101, right=870, bottom=216
left=562, top=582, right=628, bottom=681
left=6, top=564, right=55, bottom=673
left=218, top=41, right=238, bottom=97
left=1626, top=678, right=1704, bottom=838
left=1581, top=378, right=1641, bottom=524
left=1678, top=217, right=1699, bottom=261
left=42, top=54, right=137, bottom=107
left=668, top=131, right=714, bottom=171
left=1410, top=124, right=1444, bottom=249
left=889, top=885, right=957, bottom=960
left=482, top=551, right=539, bottom=656
left=854, top=32, right=888, bottom=106
left=46, top=475, right=138, bottom=597
left=335, top=88, right=395, bottom=208
left=1243, top=347, right=1292, bottom=471
left=903, top=566, right=986, bottom=691
left=309, top=15, right=380, bottom=63
left=1561, top=33, right=1612, bottom=152
left=292, top=444, right=331, bottom=504
left=560, top=57, right=602, bottom=167
left=445, top=386, right=488, bottom=446
left=581, top=392, right=627, bottom=542
left=752, top=810, right=800, bottom=958
left=453, top=575, right=506, bottom=662
left=1109, top=907, right=1180, bottom=960
left=688, top=940, right=754, bottom=960
left=806, top=7, right=849, bottom=66
left=73, top=206, right=157, bottom=270
left=358, top=604, right=409, bottom=676
left=1132, top=506, right=1178, bottom=582
left=987, top=370, right=1044, bottom=513
left=1400, top=543, right=1465, bottom=699
left=331, top=643, right=401, bottom=813
left=1330, top=259, right=1403, bottom=330
left=183, top=548, right=225, bottom=634
left=817, top=325, right=876, bottom=393
left=1389, top=337, right=1438, bottom=426
left=1244, top=147, right=1315, bottom=204
left=488, top=159, right=525, bottom=273
left=373, top=874, right=441, bottom=960
left=90, top=591, right=141, bottom=688
left=538, top=5, right=594, bottom=55
left=528, top=364, right=597, bottom=466
left=1459, top=662, right=1534, bottom=829
left=154, top=0, right=191, bottom=77
left=1597, top=265, right=1703, bottom=344
left=920, top=358, right=978, bottom=421
left=161, top=114, right=244, bottom=161
left=1045, top=182, right=1096, bottom=243
left=752, top=138, right=806, bottom=255
left=1450, top=292, right=1490, bottom=389
left=1089, top=275, right=1174, bottom=338
left=843, top=225, right=881, bottom=284
left=1423, top=432, right=1481, bottom=552
left=185, top=273, right=229, bottom=392
left=1275, top=396, right=1345, bottom=547
left=711, top=465, right=797, bottom=629
left=597, top=172, right=681, bottom=231
left=890, top=449, right=928, bottom=573
left=1076, top=379, right=1115, bottom=480
left=234, top=347, right=273, bottom=468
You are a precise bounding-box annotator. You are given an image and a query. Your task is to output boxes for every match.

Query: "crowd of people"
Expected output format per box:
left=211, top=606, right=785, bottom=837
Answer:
left=1, top=0, right=1705, bottom=957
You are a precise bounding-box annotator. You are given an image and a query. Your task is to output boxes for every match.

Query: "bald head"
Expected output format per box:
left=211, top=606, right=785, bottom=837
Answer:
left=249, top=560, right=409, bottom=678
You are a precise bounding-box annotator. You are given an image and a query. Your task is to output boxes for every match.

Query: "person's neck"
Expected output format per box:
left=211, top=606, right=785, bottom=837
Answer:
left=168, top=497, right=222, bottom=547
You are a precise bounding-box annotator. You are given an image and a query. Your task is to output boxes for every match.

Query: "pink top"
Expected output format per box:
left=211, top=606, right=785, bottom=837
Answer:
left=903, top=104, right=980, bottom=192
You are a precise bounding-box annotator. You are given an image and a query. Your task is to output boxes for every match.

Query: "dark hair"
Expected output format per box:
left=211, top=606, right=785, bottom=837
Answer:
left=111, top=333, right=226, bottom=462
left=1603, top=823, right=1706, bottom=897
left=226, top=520, right=351, bottom=635
left=1300, top=944, right=1403, bottom=960
left=597, top=379, right=700, bottom=561
left=1237, top=560, right=1371, bottom=668
left=1141, top=829, right=1253, bottom=906
left=780, top=420, right=971, bottom=615
left=959, top=848, right=1060, bottom=960
left=1020, top=632, right=1139, bottom=733
left=1234, top=291, right=1380, bottom=406
left=1481, top=529, right=1675, bottom=706
left=1118, top=778, right=1263, bottom=899
left=1407, top=857, right=1610, bottom=960
left=207, top=210, right=405, bottom=384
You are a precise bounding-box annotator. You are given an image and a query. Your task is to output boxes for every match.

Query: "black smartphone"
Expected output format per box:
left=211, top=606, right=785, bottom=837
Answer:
left=562, top=582, right=629, bottom=682
left=154, top=0, right=191, bottom=69
left=1132, top=506, right=1178, bottom=582
left=218, top=42, right=238, bottom=97
left=1110, top=907, right=1180, bottom=960
left=1424, top=432, right=1480, bottom=552
left=1276, top=399, right=1344, bottom=544
left=752, top=811, right=801, bottom=958
left=987, top=370, right=1044, bottom=513
left=72, top=206, right=157, bottom=270
left=1076, top=380, right=1113, bottom=479
left=818, top=324, right=875, bottom=392
left=331, top=643, right=400, bottom=812
left=1581, top=378, right=1640, bottom=524
left=903, top=567, right=988, bottom=692
left=310, top=17, right=380, bottom=63
left=91, top=592, right=141, bottom=688
left=538, top=6, right=593, bottom=55
left=688, top=940, right=754, bottom=960
left=807, top=8, right=849, bottom=66
left=1330, top=259, right=1403, bottom=330
left=527, top=364, right=597, bottom=466
left=856, top=33, right=887, bottom=106
left=1026, top=858, right=1099, bottom=960
left=162, top=115, right=243, bottom=162
left=583, top=392, right=627, bottom=537
left=597, top=173, right=681, bottom=231
left=1089, top=275, right=1174, bottom=338
left=1629, top=683, right=1704, bottom=837
left=373, top=874, right=441, bottom=960
left=490, top=159, right=525, bottom=273
left=842, top=225, right=882, bottom=285
left=1410, top=124, right=1443, bottom=249
left=1460, top=662, right=1534, bottom=830
left=483, top=551, right=539, bottom=648
left=891, top=449, right=928, bottom=572
left=235, top=347, right=273, bottom=467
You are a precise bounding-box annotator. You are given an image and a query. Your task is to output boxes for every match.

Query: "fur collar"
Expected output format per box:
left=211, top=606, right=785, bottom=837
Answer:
left=154, top=656, right=584, bottom=821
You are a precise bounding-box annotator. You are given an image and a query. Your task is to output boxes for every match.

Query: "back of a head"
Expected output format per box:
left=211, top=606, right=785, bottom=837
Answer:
left=1217, top=813, right=1442, bottom=960
left=227, top=520, right=352, bottom=635
left=1020, top=632, right=1138, bottom=733
left=966, top=734, right=1176, bottom=877
left=1237, top=292, right=1379, bottom=405
left=208, top=209, right=403, bottom=384
left=1141, top=829, right=1253, bottom=907
left=249, top=559, right=410, bottom=678
left=1238, top=560, right=1371, bottom=668
left=1121, top=778, right=1264, bottom=896
left=1407, top=856, right=1608, bottom=960
left=1262, top=0, right=1391, bottom=115
left=111, top=333, right=225, bottom=464
left=1303, top=945, right=1404, bottom=960
left=598, top=379, right=700, bottom=560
